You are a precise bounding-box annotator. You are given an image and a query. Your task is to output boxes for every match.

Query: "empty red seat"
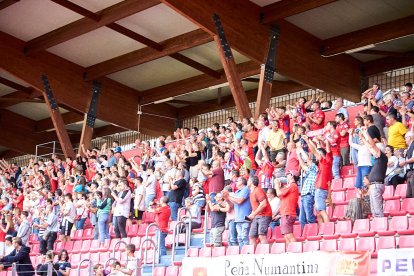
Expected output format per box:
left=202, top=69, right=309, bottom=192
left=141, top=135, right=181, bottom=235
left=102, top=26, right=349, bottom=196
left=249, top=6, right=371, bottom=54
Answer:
left=270, top=242, right=285, bottom=254
left=153, top=266, right=166, bottom=276
left=255, top=244, right=270, bottom=254
left=73, top=230, right=83, bottom=241
left=63, top=241, right=74, bottom=252
left=287, top=242, right=303, bottom=253
left=345, top=189, right=357, bottom=202
left=331, top=191, right=346, bottom=205
left=302, top=223, right=318, bottom=239
left=127, top=223, right=139, bottom=237
left=320, top=239, right=337, bottom=251
left=143, top=212, right=156, bottom=223
left=165, top=266, right=180, bottom=276
left=137, top=224, right=148, bottom=237
left=334, top=220, right=352, bottom=237
left=226, top=246, right=240, bottom=256
left=186, top=247, right=199, bottom=257
left=88, top=240, right=100, bottom=253
left=398, top=235, right=414, bottom=248
left=383, top=185, right=396, bottom=200
left=371, top=217, right=394, bottom=236
left=30, top=244, right=40, bottom=256
left=351, top=219, right=374, bottom=237
left=99, top=239, right=111, bottom=253
left=376, top=236, right=395, bottom=252
left=317, top=222, right=336, bottom=240
left=341, top=166, right=355, bottom=178
left=29, top=234, right=39, bottom=244
left=332, top=205, right=347, bottom=220
left=356, top=237, right=375, bottom=253
left=199, top=247, right=212, bottom=257
left=89, top=252, right=100, bottom=264
left=388, top=216, right=412, bottom=235
left=338, top=238, right=355, bottom=251
left=343, top=177, right=356, bottom=189
left=303, top=240, right=319, bottom=252
left=395, top=184, right=407, bottom=199
left=54, top=241, right=64, bottom=253
left=401, top=198, right=414, bottom=215
left=71, top=240, right=83, bottom=254
left=81, top=228, right=93, bottom=240
left=271, top=227, right=285, bottom=243
left=79, top=239, right=92, bottom=254
left=331, top=179, right=344, bottom=191
left=131, top=236, right=141, bottom=249
left=293, top=224, right=304, bottom=241
left=99, top=252, right=110, bottom=263
left=384, top=199, right=401, bottom=216
left=241, top=244, right=255, bottom=254
left=212, top=246, right=226, bottom=257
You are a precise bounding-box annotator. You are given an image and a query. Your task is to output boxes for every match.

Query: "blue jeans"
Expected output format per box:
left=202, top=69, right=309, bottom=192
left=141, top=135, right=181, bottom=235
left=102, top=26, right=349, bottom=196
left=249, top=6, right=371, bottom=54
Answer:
left=168, top=202, right=181, bottom=221
left=332, top=156, right=341, bottom=179
left=356, top=166, right=372, bottom=189
left=228, top=220, right=238, bottom=246
left=98, top=213, right=110, bottom=243
left=145, top=194, right=156, bottom=209
left=299, top=194, right=316, bottom=228
left=76, top=218, right=86, bottom=230
left=158, top=231, right=168, bottom=256
left=235, top=221, right=250, bottom=248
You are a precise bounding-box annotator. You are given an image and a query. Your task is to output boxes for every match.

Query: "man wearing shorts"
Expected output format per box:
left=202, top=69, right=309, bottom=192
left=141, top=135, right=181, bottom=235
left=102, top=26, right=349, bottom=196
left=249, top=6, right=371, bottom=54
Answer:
left=61, top=193, right=76, bottom=242
left=247, top=176, right=272, bottom=245
left=275, top=173, right=299, bottom=245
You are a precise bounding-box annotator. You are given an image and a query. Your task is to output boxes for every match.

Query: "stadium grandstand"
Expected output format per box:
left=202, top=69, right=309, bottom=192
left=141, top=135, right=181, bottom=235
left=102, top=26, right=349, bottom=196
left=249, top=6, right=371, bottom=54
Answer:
left=0, top=0, right=413, bottom=275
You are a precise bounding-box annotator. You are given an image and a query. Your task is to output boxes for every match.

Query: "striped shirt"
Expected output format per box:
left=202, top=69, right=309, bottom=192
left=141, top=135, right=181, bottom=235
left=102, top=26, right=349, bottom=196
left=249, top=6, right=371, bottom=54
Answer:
left=301, top=163, right=318, bottom=196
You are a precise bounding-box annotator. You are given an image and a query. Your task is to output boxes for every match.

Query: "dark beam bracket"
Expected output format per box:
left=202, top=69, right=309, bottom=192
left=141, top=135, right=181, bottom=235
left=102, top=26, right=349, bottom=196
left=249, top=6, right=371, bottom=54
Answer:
left=40, top=75, right=58, bottom=110
left=264, top=26, right=280, bottom=82
left=86, top=81, right=102, bottom=128
left=213, top=14, right=233, bottom=59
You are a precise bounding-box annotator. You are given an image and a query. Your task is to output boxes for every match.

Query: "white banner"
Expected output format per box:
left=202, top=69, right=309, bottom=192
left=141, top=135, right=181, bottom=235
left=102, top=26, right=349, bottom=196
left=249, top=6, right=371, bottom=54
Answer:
left=378, top=248, right=414, bottom=276
left=182, top=251, right=370, bottom=276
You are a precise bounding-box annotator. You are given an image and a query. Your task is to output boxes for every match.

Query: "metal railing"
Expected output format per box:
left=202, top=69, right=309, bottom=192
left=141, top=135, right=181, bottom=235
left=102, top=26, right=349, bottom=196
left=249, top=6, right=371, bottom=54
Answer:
left=139, top=238, right=157, bottom=273
left=104, top=257, right=120, bottom=271
left=112, top=240, right=128, bottom=258
left=171, top=221, right=188, bottom=265
left=178, top=207, right=193, bottom=248
left=203, top=209, right=209, bottom=246
left=77, top=258, right=94, bottom=276
left=143, top=223, right=161, bottom=264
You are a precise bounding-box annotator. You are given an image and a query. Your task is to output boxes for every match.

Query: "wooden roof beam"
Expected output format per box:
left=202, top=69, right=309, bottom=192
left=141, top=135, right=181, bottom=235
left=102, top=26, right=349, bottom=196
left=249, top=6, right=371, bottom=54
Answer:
left=25, top=0, right=160, bottom=54
left=322, top=16, right=414, bottom=57
left=0, top=76, right=32, bottom=94
left=50, top=0, right=101, bottom=21
left=160, top=0, right=361, bottom=102
left=261, top=0, right=337, bottom=24
left=363, top=51, right=414, bottom=76
left=141, top=60, right=259, bottom=104
left=84, top=29, right=212, bottom=81
left=35, top=112, right=84, bottom=132
left=358, top=50, right=414, bottom=58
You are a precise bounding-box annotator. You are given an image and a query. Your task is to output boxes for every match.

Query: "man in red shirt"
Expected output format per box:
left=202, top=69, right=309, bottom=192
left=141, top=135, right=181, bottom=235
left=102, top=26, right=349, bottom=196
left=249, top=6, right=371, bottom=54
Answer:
left=307, top=102, right=325, bottom=131
left=324, top=121, right=341, bottom=179
left=150, top=196, right=171, bottom=256
left=243, top=122, right=258, bottom=172
left=247, top=176, right=272, bottom=245
left=335, top=113, right=350, bottom=166
left=13, top=188, right=24, bottom=211
left=202, top=160, right=225, bottom=195
left=275, top=174, right=299, bottom=245
left=305, top=137, right=333, bottom=225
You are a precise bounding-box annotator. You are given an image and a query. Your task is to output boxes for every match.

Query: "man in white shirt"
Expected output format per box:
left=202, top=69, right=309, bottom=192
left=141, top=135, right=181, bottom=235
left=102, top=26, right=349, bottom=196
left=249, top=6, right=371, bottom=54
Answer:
left=61, top=194, right=76, bottom=242
left=112, top=179, right=132, bottom=238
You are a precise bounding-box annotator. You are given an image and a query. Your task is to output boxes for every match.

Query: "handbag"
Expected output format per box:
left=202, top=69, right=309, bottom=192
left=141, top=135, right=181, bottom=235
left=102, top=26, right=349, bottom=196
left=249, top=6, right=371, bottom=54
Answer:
left=75, top=208, right=86, bottom=221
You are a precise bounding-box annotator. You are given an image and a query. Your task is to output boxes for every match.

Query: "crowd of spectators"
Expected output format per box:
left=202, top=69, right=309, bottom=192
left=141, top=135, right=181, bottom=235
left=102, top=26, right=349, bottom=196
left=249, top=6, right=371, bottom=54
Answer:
left=0, top=82, right=412, bottom=275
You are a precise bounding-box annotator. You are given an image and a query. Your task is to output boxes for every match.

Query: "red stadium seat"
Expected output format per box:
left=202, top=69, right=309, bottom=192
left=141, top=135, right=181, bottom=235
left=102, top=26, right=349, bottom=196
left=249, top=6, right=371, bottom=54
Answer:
left=332, top=205, right=347, bottom=220
left=293, top=224, right=304, bottom=241
left=345, top=189, right=357, bottom=202
left=343, top=176, right=356, bottom=189
left=338, top=238, right=356, bottom=251
left=334, top=220, right=352, bottom=237
left=199, top=247, right=212, bottom=257
left=400, top=217, right=414, bottom=235
left=54, top=241, right=63, bottom=253
left=212, top=246, right=226, bottom=257
left=29, top=234, right=39, bottom=244
left=271, top=227, right=285, bottom=243
left=82, top=228, right=93, bottom=240
left=137, top=223, right=149, bottom=237
left=287, top=242, right=303, bottom=253
left=331, top=191, right=346, bottom=205
left=383, top=185, right=396, bottom=200
left=351, top=219, right=374, bottom=237
left=320, top=239, right=337, bottom=251
left=165, top=266, right=180, bottom=276
left=341, top=166, right=355, bottom=178
left=302, top=223, right=318, bottom=239
left=395, top=184, right=407, bottom=199
left=270, top=242, right=285, bottom=254
left=241, top=244, right=255, bottom=254
left=303, top=240, right=319, bottom=252
left=99, top=252, right=110, bottom=263
left=131, top=237, right=141, bottom=249
left=187, top=247, right=199, bottom=257
left=63, top=241, right=74, bottom=252
left=318, top=222, right=336, bottom=240
left=88, top=240, right=100, bottom=253
left=398, top=235, right=414, bottom=248
left=73, top=229, right=83, bottom=241
left=127, top=223, right=139, bottom=237
left=143, top=212, right=156, bottom=224
left=222, top=230, right=229, bottom=246
left=71, top=240, right=83, bottom=254
left=226, top=246, right=240, bottom=256
left=255, top=244, right=270, bottom=254
left=401, top=198, right=414, bottom=215
left=331, top=179, right=344, bottom=191
left=371, top=217, right=394, bottom=236
left=356, top=237, right=375, bottom=253
left=89, top=252, right=100, bottom=264
left=384, top=199, right=401, bottom=216
left=388, top=216, right=412, bottom=235
left=99, top=239, right=111, bottom=253
left=70, top=253, right=82, bottom=269
left=374, top=236, right=395, bottom=258
left=371, top=259, right=377, bottom=275
left=153, top=266, right=166, bottom=276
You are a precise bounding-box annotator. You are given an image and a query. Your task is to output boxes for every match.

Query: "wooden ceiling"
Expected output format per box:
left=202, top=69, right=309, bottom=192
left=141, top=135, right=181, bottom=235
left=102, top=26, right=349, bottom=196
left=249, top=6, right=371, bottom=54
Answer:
left=0, top=0, right=413, bottom=157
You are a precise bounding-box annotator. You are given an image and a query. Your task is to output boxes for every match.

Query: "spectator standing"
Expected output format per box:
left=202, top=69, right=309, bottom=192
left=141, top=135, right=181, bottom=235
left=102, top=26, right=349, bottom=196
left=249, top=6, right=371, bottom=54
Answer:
left=206, top=192, right=228, bottom=247
left=336, top=113, right=350, bottom=166
left=151, top=196, right=170, bottom=256
left=402, top=132, right=414, bottom=198
left=387, top=113, right=408, bottom=150
left=324, top=121, right=341, bottom=179
left=246, top=176, right=272, bottom=245
left=133, top=177, right=145, bottom=224
left=223, top=177, right=251, bottom=248
left=167, top=169, right=186, bottom=221
left=16, top=211, right=30, bottom=246
left=96, top=189, right=112, bottom=245
left=307, top=101, right=325, bottom=131
left=348, top=129, right=372, bottom=189
left=60, top=193, right=75, bottom=242
left=266, top=188, right=280, bottom=229
left=0, top=237, right=34, bottom=276
left=335, top=98, right=349, bottom=122
left=143, top=166, right=156, bottom=208
left=112, top=179, right=131, bottom=238
left=202, top=160, right=224, bottom=196
left=266, top=120, right=286, bottom=162
left=275, top=174, right=299, bottom=245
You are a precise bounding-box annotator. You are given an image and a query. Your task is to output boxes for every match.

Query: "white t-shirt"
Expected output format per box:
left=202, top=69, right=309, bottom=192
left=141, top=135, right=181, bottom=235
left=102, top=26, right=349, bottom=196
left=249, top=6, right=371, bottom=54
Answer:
left=145, top=174, right=156, bottom=196
left=270, top=197, right=280, bottom=218
left=134, top=185, right=146, bottom=211
left=64, top=201, right=76, bottom=223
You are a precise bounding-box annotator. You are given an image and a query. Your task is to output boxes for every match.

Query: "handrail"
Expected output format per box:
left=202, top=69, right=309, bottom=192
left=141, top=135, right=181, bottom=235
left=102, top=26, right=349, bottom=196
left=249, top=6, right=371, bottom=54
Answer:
left=144, top=223, right=161, bottom=263
left=77, top=258, right=93, bottom=276
left=178, top=207, right=193, bottom=247
left=112, top=240, right=128, bottom=258
left=171, top=221, right=187, bottom=265
left=203, top=209, right=209, bottom=246
left=104, top=257, right=119, bottom=271
left=140, top=238, right=157, bottom=273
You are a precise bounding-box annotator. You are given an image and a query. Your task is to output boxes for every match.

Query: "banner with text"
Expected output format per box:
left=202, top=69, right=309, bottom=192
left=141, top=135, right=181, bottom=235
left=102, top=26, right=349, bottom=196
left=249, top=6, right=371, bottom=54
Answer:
left=378, top=248, right=414, bottom=276
left=182, top=250, right=370, bottom=276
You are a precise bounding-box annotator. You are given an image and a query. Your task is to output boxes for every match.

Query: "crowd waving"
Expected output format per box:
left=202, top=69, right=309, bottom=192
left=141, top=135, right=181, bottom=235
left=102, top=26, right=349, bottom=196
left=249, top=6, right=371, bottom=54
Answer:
left=0, top=82, right=412, bottom=275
